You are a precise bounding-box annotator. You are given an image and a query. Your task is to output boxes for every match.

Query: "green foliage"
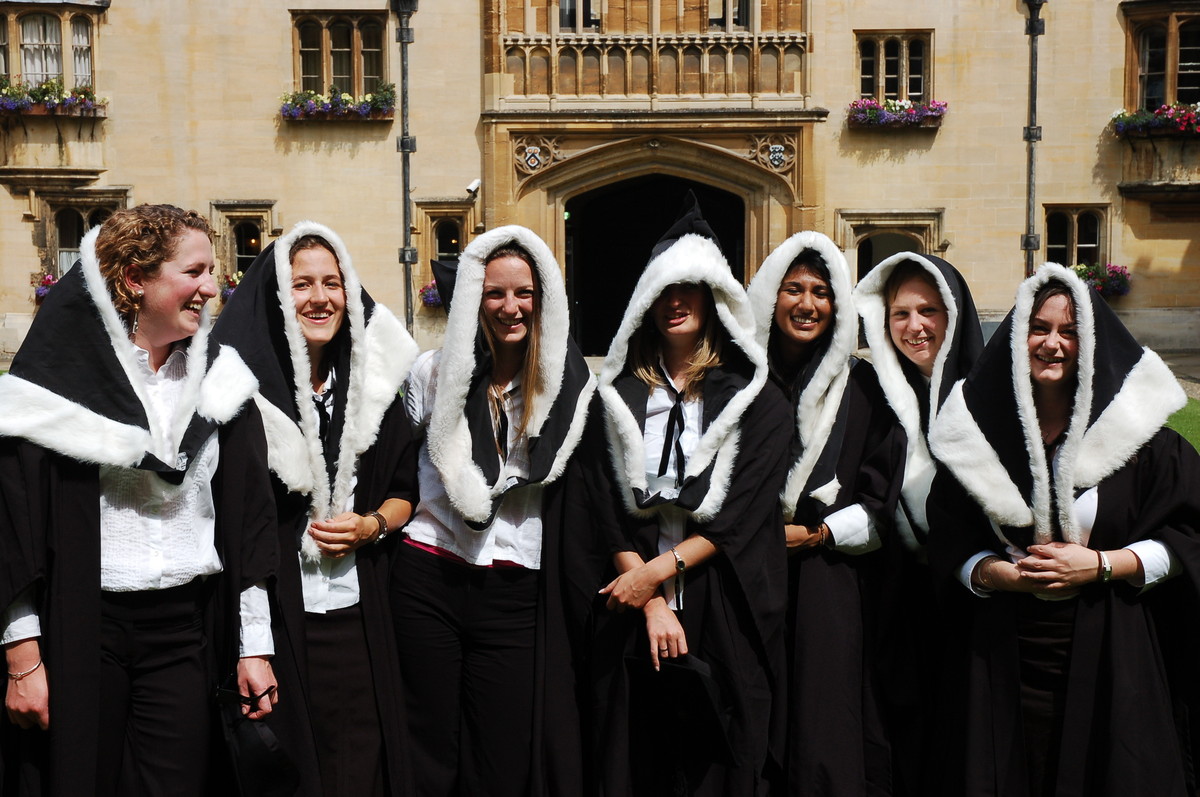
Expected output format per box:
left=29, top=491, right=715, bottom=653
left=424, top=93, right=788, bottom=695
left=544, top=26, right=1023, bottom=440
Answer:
left=1167, top=398, right=1200, bottom=450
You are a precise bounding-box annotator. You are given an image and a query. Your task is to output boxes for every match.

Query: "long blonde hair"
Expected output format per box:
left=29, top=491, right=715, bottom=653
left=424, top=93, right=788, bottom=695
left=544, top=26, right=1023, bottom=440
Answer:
left=478, top=245, right=543, bottom=447
left=628, top=284, right=723, bottom=400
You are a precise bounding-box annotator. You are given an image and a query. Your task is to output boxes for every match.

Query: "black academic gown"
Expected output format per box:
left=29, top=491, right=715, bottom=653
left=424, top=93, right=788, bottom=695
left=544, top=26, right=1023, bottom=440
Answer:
left=0, top=404, right=278, bottom=797
left=584, top=372, right=792, bottom=797
left=783, top=359, right=904, bottom=797
left=263, top=398, right=418, bottom=797
left=927, top=428, right=1200, bottom=797
left=853, top=252, right=984, bottom=797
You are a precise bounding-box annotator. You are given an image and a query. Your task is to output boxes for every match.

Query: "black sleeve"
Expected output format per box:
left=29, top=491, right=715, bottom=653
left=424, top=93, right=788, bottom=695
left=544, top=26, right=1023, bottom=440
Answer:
left=697, top=385, right=792, bottom=554
left=839, top=362, right=906, bottom=531
left=217, top=402, right=279, bottom=592
left=925, top=463, right=1000, bottom=594
left=355, top=395, right=420, bottom=512
left=579, top=395, right=641, bottom=559
left=0, top=439, right=47, bottom=616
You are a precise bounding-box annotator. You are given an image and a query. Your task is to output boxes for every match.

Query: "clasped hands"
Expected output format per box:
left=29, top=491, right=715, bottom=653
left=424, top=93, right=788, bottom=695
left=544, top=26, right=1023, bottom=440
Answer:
left=308, top=511, right=381, bottom=558
left=599, top=558, right=686, bottom=671
left=984, top=541, right=1106, bottom=597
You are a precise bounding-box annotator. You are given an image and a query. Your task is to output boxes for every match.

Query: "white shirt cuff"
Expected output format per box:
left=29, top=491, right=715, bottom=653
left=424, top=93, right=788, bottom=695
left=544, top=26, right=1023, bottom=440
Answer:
left=1124, top=539, right=1181, bottom=592
left=824, top=504, right=881, bottom=555
left=1, top=589, right=41, bottom=645
left=958, top=551, right=998, bottom=597
left=239, top=583, right=274, bottom=658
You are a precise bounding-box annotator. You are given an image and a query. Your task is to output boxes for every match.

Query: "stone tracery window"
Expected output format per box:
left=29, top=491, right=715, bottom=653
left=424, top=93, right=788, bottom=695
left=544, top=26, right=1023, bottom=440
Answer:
left=499, top=0, right=806, bottom=99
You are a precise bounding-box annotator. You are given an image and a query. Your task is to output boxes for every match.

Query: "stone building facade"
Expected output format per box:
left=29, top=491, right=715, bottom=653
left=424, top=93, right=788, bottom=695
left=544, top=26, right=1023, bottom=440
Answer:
left=1, top=0, right=1197, bottom=355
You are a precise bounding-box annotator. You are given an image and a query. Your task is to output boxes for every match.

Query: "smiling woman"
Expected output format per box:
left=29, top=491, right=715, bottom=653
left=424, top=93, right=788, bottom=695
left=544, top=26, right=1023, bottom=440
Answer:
left=746, top=230, right=905, bottom=796
left=853, top=252, right=983, bottom=795
left=927, top=264, right=1200, bottom=797
left=389, top=227, right=594, bottom=796
left=211, top=221, right=420, bottom=797
left=0, top=204, right=277, bottom=795
left=583, top=194, right=792, bottom=795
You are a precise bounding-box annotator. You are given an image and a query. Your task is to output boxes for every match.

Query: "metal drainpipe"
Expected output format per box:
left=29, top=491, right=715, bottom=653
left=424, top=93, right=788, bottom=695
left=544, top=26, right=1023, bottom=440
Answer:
left=1022, top=0, right=1046, bottom=278
left=395, top=1, right=418, bottom=333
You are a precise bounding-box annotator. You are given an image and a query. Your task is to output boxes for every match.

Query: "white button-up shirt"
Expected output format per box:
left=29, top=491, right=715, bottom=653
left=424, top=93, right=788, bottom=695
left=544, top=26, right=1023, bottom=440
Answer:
left=403, top=350, right=544, bottom=568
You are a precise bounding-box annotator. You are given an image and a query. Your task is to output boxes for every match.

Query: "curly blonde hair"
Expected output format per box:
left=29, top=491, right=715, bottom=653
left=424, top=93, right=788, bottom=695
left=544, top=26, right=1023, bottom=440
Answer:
left=95, top=204, right=213, bottom=325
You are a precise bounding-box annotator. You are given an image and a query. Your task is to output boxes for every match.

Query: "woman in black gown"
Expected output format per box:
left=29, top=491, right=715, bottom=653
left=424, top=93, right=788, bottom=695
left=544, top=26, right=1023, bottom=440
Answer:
left=927, top=263, right=1200, bottom=797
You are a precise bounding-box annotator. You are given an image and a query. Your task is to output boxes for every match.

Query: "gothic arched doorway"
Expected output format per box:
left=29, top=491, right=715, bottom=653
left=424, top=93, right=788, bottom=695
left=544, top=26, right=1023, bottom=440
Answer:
left=564, top=176, right=745, bottom=356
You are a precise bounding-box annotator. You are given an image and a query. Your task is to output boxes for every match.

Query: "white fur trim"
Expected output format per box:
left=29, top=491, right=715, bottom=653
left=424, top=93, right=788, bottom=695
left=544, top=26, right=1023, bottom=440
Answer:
left=598, top=232, right=767, bottom=523
left=254, top=394, right=316, bottom=495
left=854, top=252, right=963, bottom=549
left=270, top=221, right=419, bottom=559
left=0, top=228, right=256, bottom=469
left=927, top=381, right=1035, bottom=536
left=809, top=477, right=840, bottom=508
left=929, top=264, right=1180, bottom=546
left=1075, top=347, right=1185, bottom=486
left=428, top=225, right=585, bottom=523
left=746, top=231, right=856, bottom=518
left=1011, top=264, right=1095, bottom=544
left=199, top=346, right=258, bottom=423
left=0, top=375, right=151, bottom=466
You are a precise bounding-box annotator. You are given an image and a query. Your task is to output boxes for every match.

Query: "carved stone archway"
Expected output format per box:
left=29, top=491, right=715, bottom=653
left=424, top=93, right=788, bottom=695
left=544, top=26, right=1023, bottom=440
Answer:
left=508, top=134, right=800, bottom=277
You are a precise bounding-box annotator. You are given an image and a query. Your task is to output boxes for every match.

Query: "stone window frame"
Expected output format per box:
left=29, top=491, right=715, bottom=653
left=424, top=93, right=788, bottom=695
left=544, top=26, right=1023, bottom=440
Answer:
left=1044, top=205, right=1108, bottom=268
left=856, top=30, right=932, bottom=104
left=835, top=208, right=948, bottom=261
left=1121, top=2, right=1200, bottom=111
left=1, top=5, right=101, bottom=89
left=414, top=198, right=479, bottom=287
left=210, top=201, right=279, bottom=284
left=291, top=11, right=387, bottom=96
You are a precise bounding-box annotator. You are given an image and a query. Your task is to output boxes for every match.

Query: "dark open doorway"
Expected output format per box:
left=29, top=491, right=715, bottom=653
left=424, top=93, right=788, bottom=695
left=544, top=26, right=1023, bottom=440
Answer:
left=564, top=176, right=745, bottom=356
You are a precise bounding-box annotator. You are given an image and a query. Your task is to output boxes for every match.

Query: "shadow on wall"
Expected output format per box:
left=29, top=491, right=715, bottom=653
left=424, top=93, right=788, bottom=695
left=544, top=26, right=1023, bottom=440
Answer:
left=836, top=123, right=941, bottom=167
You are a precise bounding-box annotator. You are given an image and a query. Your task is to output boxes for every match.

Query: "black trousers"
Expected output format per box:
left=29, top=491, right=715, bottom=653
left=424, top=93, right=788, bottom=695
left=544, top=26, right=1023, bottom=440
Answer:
left=1016, top=595, right=1076, bottom=797
left=95, top=580, right=210, bottom=797
left=390, top=542, right=538, bottom=797
left=305, top=604, right=385, bottom=797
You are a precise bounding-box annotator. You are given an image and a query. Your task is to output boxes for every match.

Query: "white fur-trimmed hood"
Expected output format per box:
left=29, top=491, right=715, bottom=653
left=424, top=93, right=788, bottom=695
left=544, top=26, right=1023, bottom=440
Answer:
left=746, top=230, right=856, bottom=516
left=257, top=221, right=418, bottom=558
left=599, top=232, right=767, bottom=522
left=0, top=226, right=258, bottom=469
left=427, top=225, right=594, bottom=525
left=929, top=263, right=1185, bottom=546
left=854, top=252, right=979, bottom=549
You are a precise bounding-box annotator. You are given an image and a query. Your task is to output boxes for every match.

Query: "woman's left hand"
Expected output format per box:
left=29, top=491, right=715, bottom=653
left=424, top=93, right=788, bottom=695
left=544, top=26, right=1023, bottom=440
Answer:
left=237, top=656, right=278, bottom=719
left=599, top=559, right=670, bottom=612
left=308, top=512, right=378, bottom=558
left=1017, top=542, right=1100, bottom=592
left=785, top=523, right=827, bottom=551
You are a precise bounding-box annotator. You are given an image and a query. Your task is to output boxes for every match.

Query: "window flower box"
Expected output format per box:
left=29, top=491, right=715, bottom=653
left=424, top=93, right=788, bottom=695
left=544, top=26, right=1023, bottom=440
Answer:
left=847, top=98, right=947, bottom=129
left=0, top=78, right=107, bottom=118
left=1072, top=262, right=1131, bottom=299
left=280, top=83, right=396, bottom=121
left=1112, top=103, right=1200, bottom=137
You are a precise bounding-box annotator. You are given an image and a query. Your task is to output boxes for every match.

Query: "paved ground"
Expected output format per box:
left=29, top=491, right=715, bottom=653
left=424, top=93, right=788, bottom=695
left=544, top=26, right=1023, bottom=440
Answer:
left=1161, top=350, right=1200, bottom=400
